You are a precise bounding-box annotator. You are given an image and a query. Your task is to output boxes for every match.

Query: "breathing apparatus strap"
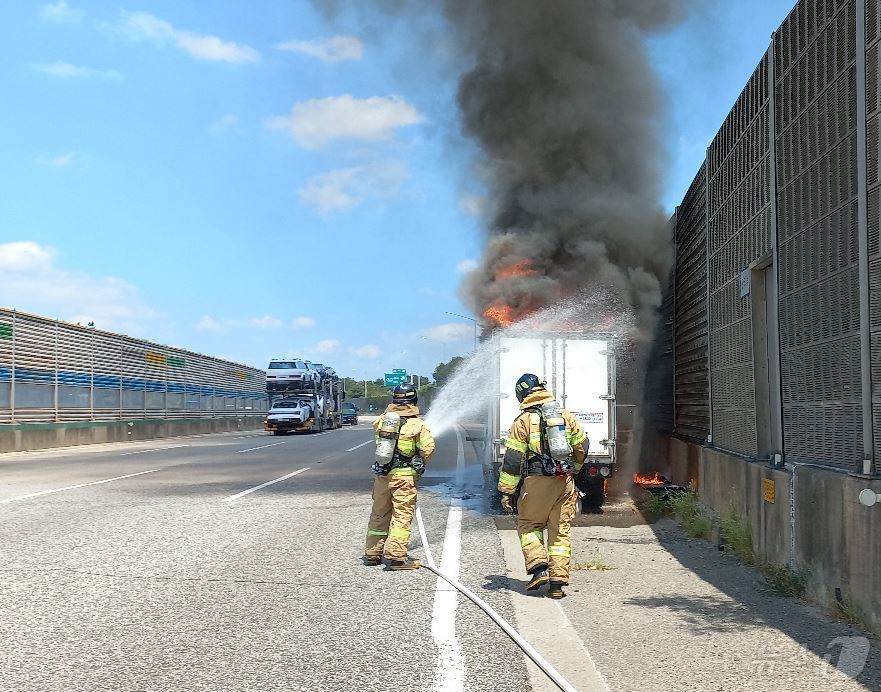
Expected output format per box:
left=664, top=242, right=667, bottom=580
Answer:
left=392, top=416, right=417, bottom=465
left=523, top=406, right=567, bottom=477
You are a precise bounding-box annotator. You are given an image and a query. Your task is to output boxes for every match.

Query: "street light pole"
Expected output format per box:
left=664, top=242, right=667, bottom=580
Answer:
left=446, top=311, right=478, bottom=351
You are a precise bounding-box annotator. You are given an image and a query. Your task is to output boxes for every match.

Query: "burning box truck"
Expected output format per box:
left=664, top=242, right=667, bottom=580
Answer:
left=483, top=332, right=618, bottom=511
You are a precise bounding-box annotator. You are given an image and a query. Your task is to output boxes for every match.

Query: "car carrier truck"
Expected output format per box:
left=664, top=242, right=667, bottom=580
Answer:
left=483, top=332, right=618, bottom=510
left=264, top=375, right=343, bottom=434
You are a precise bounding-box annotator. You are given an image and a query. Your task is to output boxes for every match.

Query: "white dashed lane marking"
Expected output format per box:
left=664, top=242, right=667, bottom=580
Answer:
left=0, top=469, right=160, bottom=504
left=222, top=467, right=310, bottom=502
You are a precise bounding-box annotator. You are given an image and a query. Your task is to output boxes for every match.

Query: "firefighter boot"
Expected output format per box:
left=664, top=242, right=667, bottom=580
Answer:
left=526, top=566, right=550, bottom=591
left=547, top=582, right=566, bottom=599
left=362, top=555, right=381, bottom=566
left=385, top=557, right=421, bottom=571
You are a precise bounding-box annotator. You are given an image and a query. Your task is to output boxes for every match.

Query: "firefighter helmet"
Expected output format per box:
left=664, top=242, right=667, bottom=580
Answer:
left=515, top=373, right=545, bottom=402
left=392, top=382, right=418, bottom=405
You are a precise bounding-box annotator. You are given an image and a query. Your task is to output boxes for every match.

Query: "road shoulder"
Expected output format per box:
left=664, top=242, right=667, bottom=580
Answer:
left=545, top=514, right=880, bottom=691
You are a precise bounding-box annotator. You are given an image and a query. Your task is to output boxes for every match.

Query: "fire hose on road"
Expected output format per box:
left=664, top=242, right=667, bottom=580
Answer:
left=415, top=507, right=581, bottom=692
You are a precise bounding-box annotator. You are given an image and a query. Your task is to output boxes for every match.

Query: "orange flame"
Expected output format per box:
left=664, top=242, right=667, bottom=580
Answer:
left=633, top=471, right=669, bottom=486
left=494, top=260, right=537, bottom=281
left=481, top=261, right=540, bottom=328
left=484, top=303, right=516, bottom=327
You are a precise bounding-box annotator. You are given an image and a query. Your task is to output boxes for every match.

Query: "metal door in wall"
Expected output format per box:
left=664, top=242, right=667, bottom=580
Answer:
left=751, top=262, right=784, bottom=460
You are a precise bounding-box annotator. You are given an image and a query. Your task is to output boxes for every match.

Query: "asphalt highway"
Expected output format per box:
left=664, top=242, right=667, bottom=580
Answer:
left=0, top=426, right=530, bottom=692
left=2, top=427, right=878, bottom=692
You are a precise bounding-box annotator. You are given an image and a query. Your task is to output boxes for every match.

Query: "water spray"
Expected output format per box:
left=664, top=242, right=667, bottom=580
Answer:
left=424, top=293, right=637, bottom=439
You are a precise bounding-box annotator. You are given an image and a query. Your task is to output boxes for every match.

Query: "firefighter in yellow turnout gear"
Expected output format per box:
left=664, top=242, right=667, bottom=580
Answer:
left=499, top=373, right=588, bottom=599
left=364, top=383, right=435, bottom=570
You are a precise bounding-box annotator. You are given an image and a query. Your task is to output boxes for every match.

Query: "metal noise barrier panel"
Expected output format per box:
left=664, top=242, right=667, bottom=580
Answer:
left=0, top=308, right=268, bottom=424
left=674, top=166, right=711, bottom=441
left=867, top=0, right=881, bottom=461
left=775, top=0, right=863, bottom=469
left=706, top=52, right=773, bottom=456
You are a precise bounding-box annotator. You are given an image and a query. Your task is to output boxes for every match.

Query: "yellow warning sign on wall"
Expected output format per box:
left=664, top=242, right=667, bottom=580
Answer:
left=763, top=478, right=776, bottom=504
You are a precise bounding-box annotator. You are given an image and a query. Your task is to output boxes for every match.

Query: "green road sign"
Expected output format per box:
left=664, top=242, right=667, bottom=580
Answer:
left=384, top=373, right=408, bottom=387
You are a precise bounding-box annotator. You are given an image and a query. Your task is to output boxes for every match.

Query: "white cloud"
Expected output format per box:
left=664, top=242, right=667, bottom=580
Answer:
left=41, top=1, right=84, bottom=23
left=0, top=242, right=53, bottom=270
left=266, top=95, right=424, bottom=150
left=0, top=241, right=157, bottom=334
left=250, top=315, right=283, bottom=328
left=315, top=339, right=341, bottom=353
left=351, top=344, right=382, bottom=359
left=459, top=194, right=485, bottom=217
left=209, top=113, right=238, bottom=136
left=299, top=160, right=409, bottom=216
left=421, top=322, right=473, bottom=344
left=456, top=258, right=479, bottom=275
left=293, top=316, right=315, bottom=329
left=33, top=62, right=122, bottom=80
left=120, top=12, right=259, bottom=64
left=35, top=152, right=75, bottom=168
left=275, top=35, right=364, bottom=63
left=196, top=315, right=222, bottom=331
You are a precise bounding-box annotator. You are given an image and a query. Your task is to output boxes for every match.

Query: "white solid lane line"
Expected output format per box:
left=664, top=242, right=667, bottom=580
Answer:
left=222, top=467, right=310, bottom=502
left=431, top=426, right=467, bottom=691
left=235, top=442, right=286, bottom=454
left=346, top=440, right=373, bottom=452
left=432, top=504, right=465, bottom=692
left=121, top=445, right=187, bottom=456
left=0, top=469, right=160, bottom=504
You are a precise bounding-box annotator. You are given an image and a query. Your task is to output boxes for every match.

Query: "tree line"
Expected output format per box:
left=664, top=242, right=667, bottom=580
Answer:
left=341, top=356, right=465, bottom=398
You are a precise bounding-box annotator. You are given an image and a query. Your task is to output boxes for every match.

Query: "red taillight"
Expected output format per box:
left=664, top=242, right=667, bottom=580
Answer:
left=588, top=466, right=599, bottom=477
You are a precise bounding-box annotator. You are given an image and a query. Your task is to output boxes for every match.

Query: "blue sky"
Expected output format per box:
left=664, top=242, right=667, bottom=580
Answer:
left=0, top=1, right=795, bottom=379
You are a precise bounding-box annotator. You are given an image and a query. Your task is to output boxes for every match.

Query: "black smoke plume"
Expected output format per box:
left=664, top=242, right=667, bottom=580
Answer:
left=316, top=1, right=688, bottom=333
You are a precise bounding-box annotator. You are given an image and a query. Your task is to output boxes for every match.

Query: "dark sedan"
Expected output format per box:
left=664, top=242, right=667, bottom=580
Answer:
left=342, top=403, right=359, bottom=425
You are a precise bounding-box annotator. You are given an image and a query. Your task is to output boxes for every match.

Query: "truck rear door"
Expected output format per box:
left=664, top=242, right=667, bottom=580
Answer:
left=553, top=338, right=613, bottom=459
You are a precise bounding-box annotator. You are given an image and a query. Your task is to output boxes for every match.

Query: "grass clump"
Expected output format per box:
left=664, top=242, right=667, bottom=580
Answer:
left=636, top=492, right=669, bottom=521
left=716, top=505, right=810, bottom=600
left=669, top=490, right=715, bottom=539
left=572, top=552, right=614, bottom=571
left=761, top=563, right=809, bottom=599
left=720, top=506, right=754, bottom=563
left=834, top=593, right=866, bottom=626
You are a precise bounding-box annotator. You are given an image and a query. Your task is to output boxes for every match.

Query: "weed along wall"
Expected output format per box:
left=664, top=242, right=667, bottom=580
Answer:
left=662, top=440, right=881, bottom=635
left=650, top=0, right=881, bottom=635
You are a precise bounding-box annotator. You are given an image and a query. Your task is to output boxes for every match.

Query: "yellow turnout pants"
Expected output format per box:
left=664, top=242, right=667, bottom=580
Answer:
left=365, top=472, right=417, bottom=561
left=517, top=475, right=577, bottom=583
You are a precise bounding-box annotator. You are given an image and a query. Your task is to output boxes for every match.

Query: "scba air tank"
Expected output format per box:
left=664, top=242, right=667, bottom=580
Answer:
left=374, top=412, right=402, bottom=465
left=540, top=400, right=572, bottom=462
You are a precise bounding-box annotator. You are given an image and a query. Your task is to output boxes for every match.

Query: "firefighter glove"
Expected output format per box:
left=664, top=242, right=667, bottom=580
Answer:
left=500, top=494, right=514, bottom=514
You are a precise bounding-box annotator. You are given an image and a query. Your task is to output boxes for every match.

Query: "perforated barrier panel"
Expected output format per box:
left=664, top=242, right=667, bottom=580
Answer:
left=0, top=309, right=268, bottom=424
left=706, top=54, right=773, bottom=456
left=868, top=0, right=881, bottom=459
left=674, top=167, right=711, bottom=440
left=775, top=0, right=863, bottom=468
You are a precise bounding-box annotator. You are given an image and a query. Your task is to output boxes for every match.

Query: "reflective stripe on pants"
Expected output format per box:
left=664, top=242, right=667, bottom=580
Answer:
left=516, top=475, right=577, bottom=583
left=365, top=473, right=418, bottom=560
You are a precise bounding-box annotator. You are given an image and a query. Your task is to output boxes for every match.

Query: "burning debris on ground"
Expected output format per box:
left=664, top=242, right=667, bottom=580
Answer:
left=633, top=471, right=688, bottom=502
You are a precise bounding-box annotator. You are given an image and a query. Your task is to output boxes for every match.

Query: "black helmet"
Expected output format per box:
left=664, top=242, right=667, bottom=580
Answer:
left=392, top=382, right=418, bottom=405
left=515, top=373, right=545, bottom=402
